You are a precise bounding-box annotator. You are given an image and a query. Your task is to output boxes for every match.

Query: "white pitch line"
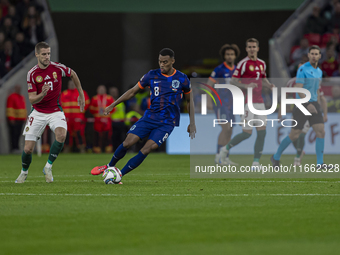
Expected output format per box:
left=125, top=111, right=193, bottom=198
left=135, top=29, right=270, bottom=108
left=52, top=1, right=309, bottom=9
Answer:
left=0, top=193, right=339, bottom=197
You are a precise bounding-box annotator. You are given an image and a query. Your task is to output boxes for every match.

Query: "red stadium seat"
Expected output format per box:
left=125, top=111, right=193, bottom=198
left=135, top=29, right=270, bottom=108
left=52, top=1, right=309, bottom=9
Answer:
left=303, top=33, right=321, bottom=46
left=321, top=33, right=339, bottom=47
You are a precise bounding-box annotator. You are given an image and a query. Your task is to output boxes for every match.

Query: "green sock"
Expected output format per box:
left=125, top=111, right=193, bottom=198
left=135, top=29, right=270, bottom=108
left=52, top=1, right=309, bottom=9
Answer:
left=226, top=132, right=251, bottom=150
left=48, top=140, right=64, bottom=164
left=295, top=133, right=306, bottom=158
left=22, top=151, right=32, bottom=171
left=254, top=130, right=266, bottom=160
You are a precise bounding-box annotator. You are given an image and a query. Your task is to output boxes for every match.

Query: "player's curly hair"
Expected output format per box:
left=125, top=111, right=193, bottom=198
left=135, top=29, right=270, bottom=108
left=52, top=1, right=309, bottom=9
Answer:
left=219, top=44, right=240, bottom=60
left=35, top=42, right=50, bottom=53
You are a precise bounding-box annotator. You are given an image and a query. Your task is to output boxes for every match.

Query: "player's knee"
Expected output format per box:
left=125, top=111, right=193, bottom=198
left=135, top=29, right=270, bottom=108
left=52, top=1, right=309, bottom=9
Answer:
left=315, top=129, right=325, bottom=138
left=56, top=133, right=67, bottom=143
left=123, top=140, right=132, bottom=148
left=24, top=147, right=33, bottom=154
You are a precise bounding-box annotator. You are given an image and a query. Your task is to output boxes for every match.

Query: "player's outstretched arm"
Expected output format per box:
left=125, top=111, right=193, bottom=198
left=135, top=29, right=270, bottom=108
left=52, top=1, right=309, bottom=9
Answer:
left=28, top=83, right=50, bottom=104
left=185, top=92, right=196, bottom=139
left=70, top=70, right=85, bottom=112
left=230, top=77, right=257, bottom=89
left=104, top=84, right=141, bottom=115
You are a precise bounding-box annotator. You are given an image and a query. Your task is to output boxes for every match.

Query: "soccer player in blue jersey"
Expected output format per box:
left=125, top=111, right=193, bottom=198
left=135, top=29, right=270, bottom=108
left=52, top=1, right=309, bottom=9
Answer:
left=271, top=45, right=328, bottom=167
left=207, top=44, right=240, bottom=165
left=91, top=48, right=195, bottom=179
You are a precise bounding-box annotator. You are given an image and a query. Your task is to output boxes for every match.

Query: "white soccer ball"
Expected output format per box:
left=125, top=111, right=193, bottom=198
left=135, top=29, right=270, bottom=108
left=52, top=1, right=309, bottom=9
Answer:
left=102, top=167, right=122, bottom=184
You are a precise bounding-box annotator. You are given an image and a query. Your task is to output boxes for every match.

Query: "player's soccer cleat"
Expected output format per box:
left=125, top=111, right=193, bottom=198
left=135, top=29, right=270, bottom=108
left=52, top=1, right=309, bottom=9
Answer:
left=220, top=157, right=239, bottom=166
left=251, top=162, right=262, bottom=172
left=215, top=154, right=220, bottom=164
left=91, top=165, right=108, bottom=175
left=15, top=171, right=28, bottom=183
left=270, top=155, right=280, bottom=169
left=43, top=166, right=53, bottom=183
left=294, top=157, right=301, bottom=166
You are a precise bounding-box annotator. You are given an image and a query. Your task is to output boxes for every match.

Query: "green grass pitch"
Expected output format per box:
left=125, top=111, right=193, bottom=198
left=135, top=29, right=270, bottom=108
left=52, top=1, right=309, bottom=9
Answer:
left=0, top=153, right=339, bottom=255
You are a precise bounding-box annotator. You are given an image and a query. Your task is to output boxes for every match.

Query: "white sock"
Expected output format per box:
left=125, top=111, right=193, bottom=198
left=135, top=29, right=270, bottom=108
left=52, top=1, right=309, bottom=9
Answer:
left=21, top=170, right=28, bottom=174
left=45, top=162, right=52, bottom=168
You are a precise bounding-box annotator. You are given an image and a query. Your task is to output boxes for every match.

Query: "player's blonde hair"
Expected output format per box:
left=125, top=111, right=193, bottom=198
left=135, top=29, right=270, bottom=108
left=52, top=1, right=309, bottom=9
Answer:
left=35, top=42, right=50, bottom=53
left=246, top=38, right=259, bottom=47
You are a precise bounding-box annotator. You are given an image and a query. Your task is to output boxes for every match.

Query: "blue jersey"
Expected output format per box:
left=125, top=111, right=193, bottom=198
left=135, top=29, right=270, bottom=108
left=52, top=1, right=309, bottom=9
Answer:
left=209, top=62, right=236, bottom=109
left=296, top=62, right=322, bottom=102
left=138, top=68, right=191, bottom=126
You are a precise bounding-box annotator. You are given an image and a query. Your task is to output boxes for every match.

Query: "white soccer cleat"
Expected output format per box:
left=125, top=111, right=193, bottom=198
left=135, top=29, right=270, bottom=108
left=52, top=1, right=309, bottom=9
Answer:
left=43, top=167, right=53, bottom=183
left=220, top=157, right=239, bottom=166
left=251, top=162, right=262, bottom=172
left=15, top=171, right=28, bottom=183
left=215, top=154, right=220, bottom=164
left=294, top=157, right=301, bottom=166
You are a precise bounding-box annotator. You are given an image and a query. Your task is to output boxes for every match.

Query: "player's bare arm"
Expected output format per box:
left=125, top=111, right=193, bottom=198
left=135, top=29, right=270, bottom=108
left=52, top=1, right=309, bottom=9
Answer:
left=295, top=82, right=317, bottom=113
left=28, top=83, right=50, bottom=104
left=70, top=70, right=85, bottom=112
left=230, top=77, right=257, bottom=89
left=104, top=84, right=141, bottom=115
left=185, top=92, right=196, bottom=139
left=262, top=78, right=275, bottom=89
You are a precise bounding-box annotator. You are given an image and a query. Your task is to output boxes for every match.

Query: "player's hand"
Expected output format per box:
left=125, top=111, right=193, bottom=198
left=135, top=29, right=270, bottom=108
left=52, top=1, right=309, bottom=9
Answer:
left=323, top=115, right=328, bottom=123
left=41, top=83, right=50, bottom=96
left=77, top=95, right=85, bottom=112
left=246, top=83, right=258, bottom=88
left=104, top=104, right=115, bottom=115
left=269, top=83, right=275, bottom=89
left=307, top=104, right=317, bottom=114
left=187, top=124, right=196, bottom=139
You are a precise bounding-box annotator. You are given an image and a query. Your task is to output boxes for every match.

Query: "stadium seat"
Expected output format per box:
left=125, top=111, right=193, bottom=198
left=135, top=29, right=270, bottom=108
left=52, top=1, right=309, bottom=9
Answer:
left=303, top=33, right=321, bottom=46
left=321, top=33, right=339, bottom=48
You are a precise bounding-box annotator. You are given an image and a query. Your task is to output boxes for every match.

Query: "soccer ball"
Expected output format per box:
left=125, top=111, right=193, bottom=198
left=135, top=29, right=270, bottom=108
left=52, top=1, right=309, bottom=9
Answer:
left=102, top=167, right=122, bottom=184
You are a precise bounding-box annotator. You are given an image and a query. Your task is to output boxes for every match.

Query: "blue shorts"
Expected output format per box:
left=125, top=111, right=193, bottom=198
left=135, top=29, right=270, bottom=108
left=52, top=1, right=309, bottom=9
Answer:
left=214, top=107, right=235, bottom=122
left=127, top=117, right=175, bottom=146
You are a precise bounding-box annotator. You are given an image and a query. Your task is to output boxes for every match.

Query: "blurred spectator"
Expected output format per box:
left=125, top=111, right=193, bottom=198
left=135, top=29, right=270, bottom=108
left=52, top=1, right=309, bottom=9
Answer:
left=332, top=64, right=340, bottom=76
left=16, top=0, right=44, bottom=23
left=0, top=0, right=10, bottom=20
left=6, top=4, right=20, bottom=27
left=21, top=5, right=37, bottom=30
left=24, top=15, right=45, bottom=45
left=305, top=5, right=329, bottom=34
left=321, top=44, right=338, bottom=77
left=328, top=85, right=340, bottom=112
left=109, top=86, right=127, bottom=152
left=61, top=80, right=90, bottom=153
left=14, top=31, right=34, bottom=58
left=290, top=38, right=309, bottom=65
left=6, top=84, right=27, bottom=153
left=0, top=31, right=5, bottom=51
left=0, top=16, right=19, bottom=40
left=322, top=0, right=339, bottom=20
left=0, top=40, right=22, bottom=73
left=89, top=85, right=114, bottom=153
left=331, top=2, right=340, bottom=30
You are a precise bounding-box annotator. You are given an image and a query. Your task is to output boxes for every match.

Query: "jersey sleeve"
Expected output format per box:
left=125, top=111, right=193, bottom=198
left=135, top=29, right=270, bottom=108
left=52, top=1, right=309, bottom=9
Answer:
left=27, top=72, right=37, bottom=93
left=232, top=62, right=245, bottom=78
left=56, top=62, right=72, bottom=77
left=138, top=71, right=152, bottom=89
left=182, top=76, right=191, bottom=94
left=296, top=66, right=306, bottom=84
left=209, top=67, right=220, bottom=83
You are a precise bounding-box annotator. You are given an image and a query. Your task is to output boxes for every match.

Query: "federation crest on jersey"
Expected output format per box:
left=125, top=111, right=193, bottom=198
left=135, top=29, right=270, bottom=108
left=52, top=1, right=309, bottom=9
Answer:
left=36, top=76, right=43, bottom=82
left=249, top=65, right=254, bottom=71
left=53, top=72, right=57, bottom=79
left=172, top=80, right=180, bottom=89
left=28, top=83, right=32, bottom=90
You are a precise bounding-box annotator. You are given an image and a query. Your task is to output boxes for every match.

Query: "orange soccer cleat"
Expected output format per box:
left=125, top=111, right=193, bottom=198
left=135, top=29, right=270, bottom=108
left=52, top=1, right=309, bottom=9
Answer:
left=91, top=165, right=108, bottom=175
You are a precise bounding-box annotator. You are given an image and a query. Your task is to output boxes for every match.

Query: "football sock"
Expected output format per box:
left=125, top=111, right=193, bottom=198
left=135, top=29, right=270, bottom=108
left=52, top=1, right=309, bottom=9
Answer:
left=48, top=140, right=64, bottom=165
left=273, top=136, right=292, bottom=160
left=109, top=144, right=128, bottom=167
left=21, top=151, right=32, bottom=171
left=226, top=132, right=251, bottom=150
left=316, top=137, right=324, bottom=165
left=254, top=130, right=266, bottom=160
left=121, top=151, right=147, bottom=176
left=295, top=133, right=306, bottom=158
left=217, top=144, right=224, bottom=154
